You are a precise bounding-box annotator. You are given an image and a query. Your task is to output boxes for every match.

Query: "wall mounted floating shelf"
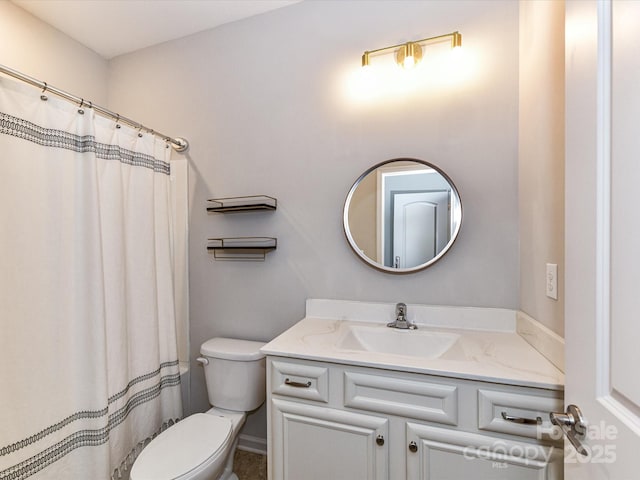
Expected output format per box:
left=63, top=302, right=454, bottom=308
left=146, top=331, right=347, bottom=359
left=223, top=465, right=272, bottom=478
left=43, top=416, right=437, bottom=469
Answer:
left=207, top=195, right=277, bottom=213
left=207, top=237, right=277, bottom=261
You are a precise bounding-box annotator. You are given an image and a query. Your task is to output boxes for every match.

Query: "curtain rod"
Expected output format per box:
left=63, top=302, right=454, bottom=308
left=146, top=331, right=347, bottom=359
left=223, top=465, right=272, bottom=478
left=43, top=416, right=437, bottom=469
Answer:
left=0, top=63, right=189, bottom=153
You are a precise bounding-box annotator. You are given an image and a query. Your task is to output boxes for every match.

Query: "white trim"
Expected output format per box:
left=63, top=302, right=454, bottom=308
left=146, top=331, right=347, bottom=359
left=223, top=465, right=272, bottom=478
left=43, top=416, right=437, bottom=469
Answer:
left=516, top=311, right=565, bottom=373
left=595, top=0, right=612, bottom=404
left=376, top=168, right=384, bottom=263
left=305, top=299, right=516, bottom=332
left=598, top=395, right=640, bottom=438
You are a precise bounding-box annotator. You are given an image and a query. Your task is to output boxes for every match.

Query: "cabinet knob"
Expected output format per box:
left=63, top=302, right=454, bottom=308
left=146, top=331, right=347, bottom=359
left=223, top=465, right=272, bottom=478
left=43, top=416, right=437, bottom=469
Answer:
left=408, top=441, right=418, bottom=453
left=376, top=435, right=384, bottom=446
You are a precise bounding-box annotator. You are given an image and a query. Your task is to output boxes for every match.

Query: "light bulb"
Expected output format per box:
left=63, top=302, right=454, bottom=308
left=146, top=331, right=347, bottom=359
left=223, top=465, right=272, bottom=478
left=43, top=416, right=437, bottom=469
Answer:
left=396, top=42, right=422, bottom=69
left=403, top=55, right=416, bottom=69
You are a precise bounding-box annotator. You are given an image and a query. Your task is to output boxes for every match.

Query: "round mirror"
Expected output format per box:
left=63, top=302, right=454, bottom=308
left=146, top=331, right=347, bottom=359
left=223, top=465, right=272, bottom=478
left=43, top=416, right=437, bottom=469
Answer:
left=343, top=158, right=462, bottom=273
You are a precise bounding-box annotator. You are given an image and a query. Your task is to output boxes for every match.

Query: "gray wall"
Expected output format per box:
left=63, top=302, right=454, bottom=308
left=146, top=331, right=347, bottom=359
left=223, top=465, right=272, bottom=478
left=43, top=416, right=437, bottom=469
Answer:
left=108, top=0, right=519, bottom=439
left=0, top=1, right=108, bottom=103
left=1, top=0, right=538, bottom=445
left=519, top=0, right=565, bottom=336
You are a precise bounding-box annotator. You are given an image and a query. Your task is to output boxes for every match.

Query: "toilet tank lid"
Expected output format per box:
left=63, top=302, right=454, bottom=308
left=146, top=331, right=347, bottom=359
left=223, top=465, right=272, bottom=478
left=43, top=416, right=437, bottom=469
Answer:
left=200, top=338, right=266, bottom=361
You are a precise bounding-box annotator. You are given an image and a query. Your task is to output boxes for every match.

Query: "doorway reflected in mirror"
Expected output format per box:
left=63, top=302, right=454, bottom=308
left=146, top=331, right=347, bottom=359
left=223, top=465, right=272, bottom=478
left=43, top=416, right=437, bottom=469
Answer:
left=344, top=158, right=462, bottom=273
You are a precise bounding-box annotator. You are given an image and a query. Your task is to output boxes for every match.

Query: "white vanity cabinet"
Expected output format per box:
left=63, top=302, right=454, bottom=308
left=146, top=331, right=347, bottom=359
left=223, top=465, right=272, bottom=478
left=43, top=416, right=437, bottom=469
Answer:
left=266, top=357, right=564, bottom=480
left=271, top=399, right=389, bottom=479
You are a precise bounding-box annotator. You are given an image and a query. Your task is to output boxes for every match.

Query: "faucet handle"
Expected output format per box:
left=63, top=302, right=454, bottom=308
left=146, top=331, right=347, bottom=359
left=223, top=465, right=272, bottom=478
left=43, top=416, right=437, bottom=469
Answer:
left=387, top=302, right=417, bottom=329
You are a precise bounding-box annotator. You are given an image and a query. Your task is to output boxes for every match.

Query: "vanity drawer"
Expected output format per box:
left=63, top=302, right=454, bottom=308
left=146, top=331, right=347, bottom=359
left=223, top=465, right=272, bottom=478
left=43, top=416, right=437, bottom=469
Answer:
left=270, top=360, right=329, bottom=402
left=344, top=371, right=458, bottom=425
left=478, top=388, right=563, bottom=441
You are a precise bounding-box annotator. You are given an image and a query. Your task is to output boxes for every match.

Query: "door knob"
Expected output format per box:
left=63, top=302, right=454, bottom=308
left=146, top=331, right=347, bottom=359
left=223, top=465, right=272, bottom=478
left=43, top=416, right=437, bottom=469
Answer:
left=550, top=404, right=588, bottom=456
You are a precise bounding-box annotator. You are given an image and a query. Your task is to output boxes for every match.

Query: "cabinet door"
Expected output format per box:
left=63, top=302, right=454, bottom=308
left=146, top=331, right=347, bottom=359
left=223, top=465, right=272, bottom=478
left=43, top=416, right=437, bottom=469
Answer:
left=271, top=398, right=389, bottom=480
left=406, top=422, right=562, bottom=480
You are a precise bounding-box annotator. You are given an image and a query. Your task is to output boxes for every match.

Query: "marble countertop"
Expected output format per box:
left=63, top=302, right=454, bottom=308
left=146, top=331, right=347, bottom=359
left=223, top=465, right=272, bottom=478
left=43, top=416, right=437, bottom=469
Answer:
left=261, top=301, right=564, bottom=391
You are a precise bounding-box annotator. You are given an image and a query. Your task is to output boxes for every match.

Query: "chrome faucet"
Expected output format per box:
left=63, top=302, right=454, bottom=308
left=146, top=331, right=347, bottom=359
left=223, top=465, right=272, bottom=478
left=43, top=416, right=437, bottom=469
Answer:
left=387, top=302, right=417, bottom=330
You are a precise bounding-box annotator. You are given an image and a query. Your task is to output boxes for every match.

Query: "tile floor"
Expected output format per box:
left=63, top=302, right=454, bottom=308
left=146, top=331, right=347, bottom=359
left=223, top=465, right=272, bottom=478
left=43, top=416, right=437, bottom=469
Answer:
left=233, top=449, right=267, bottom=480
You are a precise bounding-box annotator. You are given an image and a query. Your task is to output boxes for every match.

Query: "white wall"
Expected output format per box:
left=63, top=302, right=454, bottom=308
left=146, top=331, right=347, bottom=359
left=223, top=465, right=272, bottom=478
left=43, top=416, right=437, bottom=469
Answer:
left=0, top=1, right=108, bottom=104
left=518, top=0, right=565, bottom=336
left=107, top=0, right=519, bottom=439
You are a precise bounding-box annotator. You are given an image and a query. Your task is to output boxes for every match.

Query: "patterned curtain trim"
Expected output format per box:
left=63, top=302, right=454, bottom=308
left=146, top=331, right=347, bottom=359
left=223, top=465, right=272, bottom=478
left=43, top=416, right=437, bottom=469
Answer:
left=0, top=112, right=171, bottom=175
left=0, top=361, right=180, bottom=458
left=108, top=360, right=179, bottom=404
left=110, top=419, right=180, bottom=480
left=0, top=365, right=180, bottom=480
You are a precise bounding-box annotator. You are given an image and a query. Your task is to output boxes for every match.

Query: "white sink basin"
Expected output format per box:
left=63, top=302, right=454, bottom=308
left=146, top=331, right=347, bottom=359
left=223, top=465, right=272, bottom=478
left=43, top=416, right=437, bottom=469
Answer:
left=337, top=324, right=460, bottom=359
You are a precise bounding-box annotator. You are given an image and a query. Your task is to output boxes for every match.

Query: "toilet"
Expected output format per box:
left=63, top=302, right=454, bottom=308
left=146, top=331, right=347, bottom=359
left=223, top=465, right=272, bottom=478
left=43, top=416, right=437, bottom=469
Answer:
left=130, top=338, right=266, bottom=480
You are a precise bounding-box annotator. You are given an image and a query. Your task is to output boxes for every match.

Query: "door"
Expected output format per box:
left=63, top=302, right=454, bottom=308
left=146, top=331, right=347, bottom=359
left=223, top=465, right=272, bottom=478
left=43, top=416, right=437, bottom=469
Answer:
left=270, top=398, right=389, bottom=480
left=392, top=191, right=449, bottom=268
left=565, top=1, right=640, bottom=478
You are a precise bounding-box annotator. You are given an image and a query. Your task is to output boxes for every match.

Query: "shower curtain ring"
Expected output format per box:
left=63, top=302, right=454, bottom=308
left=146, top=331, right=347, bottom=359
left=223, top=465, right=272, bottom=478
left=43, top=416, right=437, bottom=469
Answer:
left=40, top=82, right=48, bottom=101
left=137, top=126, right=143, bottom=138
left=78, top=98, right=85, bottom=115
left=115, top=114, right=121, bottom=129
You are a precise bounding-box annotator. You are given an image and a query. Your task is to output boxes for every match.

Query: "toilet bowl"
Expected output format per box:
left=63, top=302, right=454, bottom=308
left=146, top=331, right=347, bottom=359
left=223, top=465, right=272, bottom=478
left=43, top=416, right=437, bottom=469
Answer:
left=130, top=338, right=266, bottom=480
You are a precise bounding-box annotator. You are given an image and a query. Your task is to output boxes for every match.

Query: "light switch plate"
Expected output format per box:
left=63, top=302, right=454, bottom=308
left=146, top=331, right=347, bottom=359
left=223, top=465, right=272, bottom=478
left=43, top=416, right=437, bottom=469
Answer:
left=546, top=263, right=558, bottom=300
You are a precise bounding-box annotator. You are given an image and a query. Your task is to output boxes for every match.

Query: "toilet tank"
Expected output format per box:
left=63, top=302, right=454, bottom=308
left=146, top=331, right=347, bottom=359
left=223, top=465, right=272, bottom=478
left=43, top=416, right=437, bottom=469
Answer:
left=199, top=338, right=266, bottom=412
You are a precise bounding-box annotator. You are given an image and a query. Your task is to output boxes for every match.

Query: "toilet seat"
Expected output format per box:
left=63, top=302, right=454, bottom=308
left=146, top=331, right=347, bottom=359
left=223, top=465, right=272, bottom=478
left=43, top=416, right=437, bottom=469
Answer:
left=130, top=413, right=233, bottom=480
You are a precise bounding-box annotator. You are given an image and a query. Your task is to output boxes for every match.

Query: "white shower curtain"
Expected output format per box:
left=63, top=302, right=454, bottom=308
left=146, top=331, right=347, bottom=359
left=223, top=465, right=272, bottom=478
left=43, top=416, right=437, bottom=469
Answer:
left=0, top=77, right=182, bottom=479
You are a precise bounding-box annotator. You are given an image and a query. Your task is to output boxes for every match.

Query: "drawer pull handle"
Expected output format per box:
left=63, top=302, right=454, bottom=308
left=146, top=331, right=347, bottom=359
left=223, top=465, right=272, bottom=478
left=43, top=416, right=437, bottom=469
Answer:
left=376, top=435, right=384, bottom=446
left=408, top=441, right=418, bottom=453
left=284, top=378, right=312, bottom=388
left=501, top=411, right=542, bottom=425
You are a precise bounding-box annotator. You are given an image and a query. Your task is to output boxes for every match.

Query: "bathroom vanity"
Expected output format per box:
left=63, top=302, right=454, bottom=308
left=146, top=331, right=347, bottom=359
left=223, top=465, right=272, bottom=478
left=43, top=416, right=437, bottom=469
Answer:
left=261, top=300, right=565, bottom=480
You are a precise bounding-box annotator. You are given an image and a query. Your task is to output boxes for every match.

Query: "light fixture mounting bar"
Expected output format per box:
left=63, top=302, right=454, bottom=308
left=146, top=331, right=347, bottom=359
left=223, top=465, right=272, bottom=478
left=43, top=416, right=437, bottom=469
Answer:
left=361, top=30, right=461, bottom=66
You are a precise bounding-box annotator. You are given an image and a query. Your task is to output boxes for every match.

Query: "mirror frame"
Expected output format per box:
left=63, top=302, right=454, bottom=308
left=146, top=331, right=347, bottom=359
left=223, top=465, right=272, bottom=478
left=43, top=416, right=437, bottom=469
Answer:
left=343, top=158, right=463, bottom=274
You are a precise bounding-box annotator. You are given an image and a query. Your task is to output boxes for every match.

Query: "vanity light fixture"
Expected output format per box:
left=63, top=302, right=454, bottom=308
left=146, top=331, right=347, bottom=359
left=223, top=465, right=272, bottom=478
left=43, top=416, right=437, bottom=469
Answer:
left=361, top=31, right=462, bottom=69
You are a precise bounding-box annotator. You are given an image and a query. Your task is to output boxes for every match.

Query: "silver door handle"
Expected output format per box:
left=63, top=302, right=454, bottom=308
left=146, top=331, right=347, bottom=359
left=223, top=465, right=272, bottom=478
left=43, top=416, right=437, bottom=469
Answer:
left=550, top=404, right=589, bottom=456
